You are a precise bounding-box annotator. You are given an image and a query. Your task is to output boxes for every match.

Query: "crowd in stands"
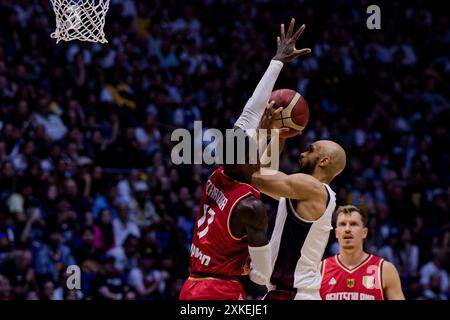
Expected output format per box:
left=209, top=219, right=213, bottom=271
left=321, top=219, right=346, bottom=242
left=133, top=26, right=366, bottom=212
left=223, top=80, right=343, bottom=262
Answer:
left=0, top=0, right=449, bottom=300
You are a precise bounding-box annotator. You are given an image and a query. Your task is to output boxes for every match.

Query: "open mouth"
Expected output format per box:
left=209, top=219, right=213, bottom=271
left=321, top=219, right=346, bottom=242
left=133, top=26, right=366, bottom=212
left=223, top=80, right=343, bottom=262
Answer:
left=343, top=235, right=353, bottom=240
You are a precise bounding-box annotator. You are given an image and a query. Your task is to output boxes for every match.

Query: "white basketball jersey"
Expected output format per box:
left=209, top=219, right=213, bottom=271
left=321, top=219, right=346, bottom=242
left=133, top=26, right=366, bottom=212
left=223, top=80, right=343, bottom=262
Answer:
left=267, top=183, right=336, bottom=300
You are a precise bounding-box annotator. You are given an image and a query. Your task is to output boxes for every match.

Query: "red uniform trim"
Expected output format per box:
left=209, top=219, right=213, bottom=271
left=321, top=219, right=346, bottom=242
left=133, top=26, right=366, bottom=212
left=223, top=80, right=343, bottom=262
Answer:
left=220, top=170, right=260, bottom=196
left=227, top=192, right=253, bottom=241
left=335, top=254, right=372, bottom=274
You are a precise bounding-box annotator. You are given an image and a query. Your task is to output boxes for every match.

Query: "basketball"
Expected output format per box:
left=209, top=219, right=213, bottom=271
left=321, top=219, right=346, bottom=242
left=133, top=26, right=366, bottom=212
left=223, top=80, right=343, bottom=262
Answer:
left=270, top=89, right=309, bottom=138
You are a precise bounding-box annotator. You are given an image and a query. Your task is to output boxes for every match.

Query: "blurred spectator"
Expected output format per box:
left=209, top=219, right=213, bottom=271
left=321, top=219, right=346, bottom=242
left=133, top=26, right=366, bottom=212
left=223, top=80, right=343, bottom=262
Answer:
left=31, top=95, right=67, bottom=142
left=107, top=234, right=139, bottom=273
left=89, top=256, right=127, bottom=300
left=40, top=279, right=56, bottom=300
left=0, top=0, right=448, bottom=300
left=128, top=181, right=160, bottom=228
left=112, top=200, right=140, bottom=246
left=420, top=249, right=449, bottom=293
left=92, top=183, right=119, bottom=219
left=72, top=227, right=102, bottom=272
left=0, top=204, right=15, bottom=257
left=34, top=226, right=76, bottom=282
left=398, top=229, right=420, bottom=276
left=422, top=272, right=448, bottom=300
left=93, top=208, right=115, bottom=250
left=117, top=169, right=140, bottom=203
left=0, top=275, right=12, bottom=300
left=128, top=248, right=168, bottom=300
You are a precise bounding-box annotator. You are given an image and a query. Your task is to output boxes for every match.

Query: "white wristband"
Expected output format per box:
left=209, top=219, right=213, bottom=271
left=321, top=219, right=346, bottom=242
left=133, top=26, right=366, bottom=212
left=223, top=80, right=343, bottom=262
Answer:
left=248, top=243, right=272, bottom=286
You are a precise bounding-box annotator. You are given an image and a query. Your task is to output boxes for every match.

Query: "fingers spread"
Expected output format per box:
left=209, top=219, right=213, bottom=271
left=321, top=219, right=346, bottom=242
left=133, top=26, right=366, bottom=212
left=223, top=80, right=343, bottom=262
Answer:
left=292, top=24, right=306, bottom=42
left=286, top=18, right=295, bottom=38
left=294, top=48, right=312, bottom=56
left=280, top=24, right=285, bottom=41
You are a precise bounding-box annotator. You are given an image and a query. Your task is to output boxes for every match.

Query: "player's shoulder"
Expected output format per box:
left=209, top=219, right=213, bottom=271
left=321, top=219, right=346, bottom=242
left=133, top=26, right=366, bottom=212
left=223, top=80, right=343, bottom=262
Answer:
left=232, top=195, right=267, bottom=229
left=323, top=255, right=337, bottom=262
left=380, top=259, right=402, bottom=289
left=236, top=195, right=265, bottom=212
left=320, top=256, right=337, bottom=276
left=381, top=260, right=398, bottom=272
left=290, top=172, right=322, bottom=184
left=211, top=166, right=225, bottom=178
left=292, top=173, right=328, bottom=194
left=322, top=255, right=338, bottom=268
left=369, top=254, right=385, bottom=264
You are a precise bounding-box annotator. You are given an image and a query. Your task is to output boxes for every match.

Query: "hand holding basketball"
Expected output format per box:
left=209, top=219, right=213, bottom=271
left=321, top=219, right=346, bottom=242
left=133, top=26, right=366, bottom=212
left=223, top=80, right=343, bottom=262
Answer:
left=268, top=89, right=310, bottom=138
left=259, top=101, right=291, bottom=139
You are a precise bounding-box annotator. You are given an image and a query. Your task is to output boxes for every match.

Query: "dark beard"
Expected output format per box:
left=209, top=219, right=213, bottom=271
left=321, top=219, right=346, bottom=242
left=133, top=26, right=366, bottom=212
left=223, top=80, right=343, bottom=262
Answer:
left=298, top=157, right=319, bottom=175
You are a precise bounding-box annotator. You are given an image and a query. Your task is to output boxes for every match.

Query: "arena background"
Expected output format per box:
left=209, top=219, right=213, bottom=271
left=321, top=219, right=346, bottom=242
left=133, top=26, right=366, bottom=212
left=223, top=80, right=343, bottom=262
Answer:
left=0, top=0, right=449, bottom=300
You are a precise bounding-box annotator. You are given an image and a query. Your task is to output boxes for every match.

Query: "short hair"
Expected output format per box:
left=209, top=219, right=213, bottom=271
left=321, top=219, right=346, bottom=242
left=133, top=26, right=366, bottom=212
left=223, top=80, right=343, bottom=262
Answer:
left=335, top=205, right=367, bottom=227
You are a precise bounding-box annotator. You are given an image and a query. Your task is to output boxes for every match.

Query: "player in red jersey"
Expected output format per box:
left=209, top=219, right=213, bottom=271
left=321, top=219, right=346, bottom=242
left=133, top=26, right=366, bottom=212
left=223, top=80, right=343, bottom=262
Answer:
left=320, top=205, right=405, bottom=300
left=179, top=153, right=264, bottom=300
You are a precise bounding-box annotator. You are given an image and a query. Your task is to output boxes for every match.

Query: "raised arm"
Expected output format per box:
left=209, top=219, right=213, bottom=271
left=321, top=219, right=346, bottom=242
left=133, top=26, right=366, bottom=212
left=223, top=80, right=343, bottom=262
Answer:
left=382, top=261, right=406, bottom=300
left=234, top=18, right=311, bottom=132
left=252, top=169, right=326, bottom=201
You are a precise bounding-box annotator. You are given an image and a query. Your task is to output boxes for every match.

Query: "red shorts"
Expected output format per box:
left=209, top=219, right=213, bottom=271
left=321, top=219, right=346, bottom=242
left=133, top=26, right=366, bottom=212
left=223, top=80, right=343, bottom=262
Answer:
left=179, top=277, right=246, bottom=300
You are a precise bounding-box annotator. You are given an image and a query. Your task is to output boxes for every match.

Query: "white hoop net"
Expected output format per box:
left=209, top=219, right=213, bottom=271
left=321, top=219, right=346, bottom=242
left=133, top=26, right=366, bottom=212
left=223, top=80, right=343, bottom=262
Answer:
left=50, top=0, right=110, bottom=43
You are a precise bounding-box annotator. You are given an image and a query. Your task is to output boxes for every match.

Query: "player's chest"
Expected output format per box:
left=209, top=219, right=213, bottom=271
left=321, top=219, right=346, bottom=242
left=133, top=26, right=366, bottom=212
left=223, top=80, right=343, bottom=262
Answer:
left=326, top=269, right=381, bottom=292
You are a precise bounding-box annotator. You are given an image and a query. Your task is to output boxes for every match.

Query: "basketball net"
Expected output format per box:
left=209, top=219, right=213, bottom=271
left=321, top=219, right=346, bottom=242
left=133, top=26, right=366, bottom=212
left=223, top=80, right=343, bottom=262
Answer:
left=50, top=0, right=110, bottom=43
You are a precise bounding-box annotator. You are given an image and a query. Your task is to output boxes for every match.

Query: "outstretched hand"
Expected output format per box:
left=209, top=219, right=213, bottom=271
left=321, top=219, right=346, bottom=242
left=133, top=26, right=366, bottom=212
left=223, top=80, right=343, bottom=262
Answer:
left=273, top=18, right=311, bottom=63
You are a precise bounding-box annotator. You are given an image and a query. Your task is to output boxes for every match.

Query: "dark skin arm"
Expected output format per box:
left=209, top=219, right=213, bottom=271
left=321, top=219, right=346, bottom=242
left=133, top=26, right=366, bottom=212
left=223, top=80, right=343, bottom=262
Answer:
left=230, top=196, right=268, bottom=247
left=273, top=18, right=311, bottom=62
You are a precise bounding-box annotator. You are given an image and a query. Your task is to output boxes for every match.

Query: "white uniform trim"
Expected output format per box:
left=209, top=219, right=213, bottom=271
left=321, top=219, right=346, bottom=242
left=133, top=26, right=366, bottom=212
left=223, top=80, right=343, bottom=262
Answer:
left=266, top=197, right=288, bottom=292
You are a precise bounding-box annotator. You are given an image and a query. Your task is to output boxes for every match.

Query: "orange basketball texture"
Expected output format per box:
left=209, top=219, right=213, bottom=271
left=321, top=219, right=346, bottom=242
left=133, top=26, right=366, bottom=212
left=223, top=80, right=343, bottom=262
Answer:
left=270, top=89, right=309, bottom=138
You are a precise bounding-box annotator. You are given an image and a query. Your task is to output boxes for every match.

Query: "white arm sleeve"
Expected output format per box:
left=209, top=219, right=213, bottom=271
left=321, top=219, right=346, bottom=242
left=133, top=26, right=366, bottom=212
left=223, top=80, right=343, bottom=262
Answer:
left=234, top=60, right=284, bottom=131
left=248, top=243, right=272, bottom=286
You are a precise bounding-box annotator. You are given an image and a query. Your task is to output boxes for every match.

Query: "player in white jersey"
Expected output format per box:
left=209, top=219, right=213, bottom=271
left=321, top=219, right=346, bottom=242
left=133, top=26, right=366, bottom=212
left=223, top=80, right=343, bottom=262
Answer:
left=251, top=140, right=346, bottom=300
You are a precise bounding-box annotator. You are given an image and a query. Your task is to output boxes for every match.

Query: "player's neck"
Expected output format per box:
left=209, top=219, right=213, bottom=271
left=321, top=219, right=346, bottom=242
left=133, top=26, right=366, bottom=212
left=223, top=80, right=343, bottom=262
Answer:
left=312, top=171, right=331, bottom=184
left=338, top=248, right=369, bottom=269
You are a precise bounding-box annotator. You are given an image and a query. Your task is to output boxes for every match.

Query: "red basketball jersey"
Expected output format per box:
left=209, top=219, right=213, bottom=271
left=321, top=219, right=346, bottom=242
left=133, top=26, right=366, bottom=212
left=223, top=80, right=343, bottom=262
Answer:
left=320, top=254, right=385, bottom=300
left=189, top=167, right=260, bottom=278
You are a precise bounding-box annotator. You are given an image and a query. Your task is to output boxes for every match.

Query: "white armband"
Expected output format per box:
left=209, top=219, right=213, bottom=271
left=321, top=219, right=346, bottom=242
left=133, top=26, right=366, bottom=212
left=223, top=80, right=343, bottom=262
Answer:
left=248, top=243, right=272, bottom=286
left=234, top=60, right=284, bottom=132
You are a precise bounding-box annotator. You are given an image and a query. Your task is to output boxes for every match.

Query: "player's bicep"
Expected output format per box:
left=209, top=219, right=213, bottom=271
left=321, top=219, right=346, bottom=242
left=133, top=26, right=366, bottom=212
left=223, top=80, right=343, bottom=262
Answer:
left=251, top=170, right=292, bottom=200
left=239, top=198, right=268, bottom=247
left=382, top=261, right=405, bottom=300
left=252, top=170, right=323, bottom=201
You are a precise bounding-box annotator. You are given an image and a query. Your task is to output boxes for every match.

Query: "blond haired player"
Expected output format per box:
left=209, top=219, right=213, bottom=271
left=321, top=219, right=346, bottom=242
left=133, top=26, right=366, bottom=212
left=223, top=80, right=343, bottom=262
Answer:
left=320, top=205, right=405, bottom=300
